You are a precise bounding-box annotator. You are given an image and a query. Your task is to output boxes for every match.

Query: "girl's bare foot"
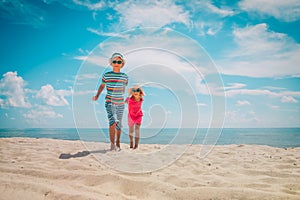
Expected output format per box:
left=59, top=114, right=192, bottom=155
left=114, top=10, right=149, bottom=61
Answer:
left=134, top=137, right=139, bottom=149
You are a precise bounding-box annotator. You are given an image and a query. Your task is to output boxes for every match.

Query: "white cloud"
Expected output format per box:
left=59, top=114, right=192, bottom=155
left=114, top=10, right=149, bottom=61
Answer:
left=206, top=25, right=222, bottom=35
left=237, top=100, right=251, bottom=106
left=73, top=27, right=225, bottom=131
left=78, top=48, right=91, bottom=55
left=226, top=88, right=300, bottom=98
left=0, top=99, right=4, bottom=108
left=80, top=28, right=214, bottom=75
left=224, top=83, right=246, bottom=90
left=184, top=1, right=235, bottom=36
left=281, top=96, right=298, bottom=103
left=206, top=2, right=234, bottom=17
left=239, top=0, right=300, bottom=22
left=5, top=112, right=16, bottom=120
left=282, top=91, right=300, bottom=97
left=0, top=71, right=31, bottom=108
left=225, top=109, right=259, bottom=127
left=219, top=23, right=300, bottom=77
left=263, top=86, right=286, bottom=91
left=74, top=53, right=109, bottom=67
left=197, top=102, right=207, bottom=107
left=76, top=73, right=99, bottom=81
left=226, top=88, right=278, bottom=98
left=82, top=1, right=233, bottom=37
left=36, top=84, right=71, bottom=106
left=72, top=90, right=95, bottom=96
left=44, top=0, right=106, bottom=11
left=87, top=28, right=129, bottom=38
left=23, top=105, right=63, bottom=121
left=192, top=21, right=224, bottom=36
left=268, top=104, right=279, bottom=109
left=72, top=0, right=105, bottom=10
left=186, top=0, right=234, bottom=17
left=226, top=87, right=300, bottom=105
left=114, top=0, right=190, bottom=29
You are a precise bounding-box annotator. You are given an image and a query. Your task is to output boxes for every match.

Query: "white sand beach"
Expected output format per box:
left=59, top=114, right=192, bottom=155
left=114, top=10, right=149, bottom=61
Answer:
left=0, top=137, right=299, bottom=200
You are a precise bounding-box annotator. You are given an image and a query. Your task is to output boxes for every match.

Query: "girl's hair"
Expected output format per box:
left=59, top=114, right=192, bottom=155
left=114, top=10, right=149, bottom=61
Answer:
left=128, top=85, right=145, bottom=97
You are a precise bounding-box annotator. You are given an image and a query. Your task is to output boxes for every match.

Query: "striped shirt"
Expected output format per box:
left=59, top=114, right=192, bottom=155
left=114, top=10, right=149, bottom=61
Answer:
left=102, top=71, right=128, bottom=104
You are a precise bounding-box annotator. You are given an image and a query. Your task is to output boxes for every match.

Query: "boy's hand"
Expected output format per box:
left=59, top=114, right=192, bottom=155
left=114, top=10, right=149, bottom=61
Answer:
left=92, top=96, right=98, bottom=101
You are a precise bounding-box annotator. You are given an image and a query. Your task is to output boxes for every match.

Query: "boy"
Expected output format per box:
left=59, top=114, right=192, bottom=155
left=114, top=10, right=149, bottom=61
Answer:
left=93, top=53, right=128, bottom=151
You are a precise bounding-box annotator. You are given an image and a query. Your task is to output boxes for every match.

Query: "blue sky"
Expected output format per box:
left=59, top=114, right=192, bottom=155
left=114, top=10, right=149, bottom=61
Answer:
left=0, top=0, right=299, bottom=128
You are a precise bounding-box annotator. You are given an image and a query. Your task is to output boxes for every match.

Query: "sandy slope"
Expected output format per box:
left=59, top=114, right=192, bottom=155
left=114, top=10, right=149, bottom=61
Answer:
left=0, top=137, right=299, bottom=200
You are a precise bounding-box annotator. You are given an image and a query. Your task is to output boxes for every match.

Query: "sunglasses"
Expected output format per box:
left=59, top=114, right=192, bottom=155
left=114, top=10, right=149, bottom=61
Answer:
left=112, top=60, right=123, bottom=64
left=132, top=88, right=141, bottom=92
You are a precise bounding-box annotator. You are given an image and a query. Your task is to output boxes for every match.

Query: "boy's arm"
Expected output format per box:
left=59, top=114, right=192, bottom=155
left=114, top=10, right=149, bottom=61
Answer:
left=92, top=83, right=105, bottom=101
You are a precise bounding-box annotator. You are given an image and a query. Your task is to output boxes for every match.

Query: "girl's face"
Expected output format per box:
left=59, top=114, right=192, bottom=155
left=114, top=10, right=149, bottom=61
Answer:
left=132, top=88, right=141, bottom=98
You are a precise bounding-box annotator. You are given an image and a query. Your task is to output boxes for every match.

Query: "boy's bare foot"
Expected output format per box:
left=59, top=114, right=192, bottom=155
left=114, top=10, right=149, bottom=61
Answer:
left=115, top=141, right=121, bottom=151
left=133, top=145, right=138, bottom=149
left=116, top=146, right=121, bottom=152
left=116, top=140, right=120, bottom=148
left=110, top=143, right=116, bottom=151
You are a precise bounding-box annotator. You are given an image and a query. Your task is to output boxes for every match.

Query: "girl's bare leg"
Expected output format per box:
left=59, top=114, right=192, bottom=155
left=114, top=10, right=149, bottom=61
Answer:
left=129, top=126, right=134, bottom=148
left=134, top=124, right=140, bottom=149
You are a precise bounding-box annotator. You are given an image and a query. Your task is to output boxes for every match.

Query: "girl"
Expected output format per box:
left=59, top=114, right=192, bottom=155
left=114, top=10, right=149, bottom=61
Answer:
left=126, top=86, right=145, bottom=149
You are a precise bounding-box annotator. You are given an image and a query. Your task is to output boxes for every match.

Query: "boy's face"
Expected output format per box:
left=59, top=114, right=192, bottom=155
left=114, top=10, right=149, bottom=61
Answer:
left=111, top=57, right=124, bottom=69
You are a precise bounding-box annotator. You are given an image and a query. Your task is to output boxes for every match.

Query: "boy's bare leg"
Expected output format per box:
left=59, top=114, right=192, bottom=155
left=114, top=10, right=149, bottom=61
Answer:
left=109, top=123, right=116, bottom=150
left=116, top=129, right=121, bottom=148
left=129, top=126, right=134, bottom=148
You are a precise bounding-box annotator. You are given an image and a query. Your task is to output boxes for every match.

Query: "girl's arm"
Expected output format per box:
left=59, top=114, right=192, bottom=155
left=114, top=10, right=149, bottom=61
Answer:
left=125, top=97, right=129, bottom=104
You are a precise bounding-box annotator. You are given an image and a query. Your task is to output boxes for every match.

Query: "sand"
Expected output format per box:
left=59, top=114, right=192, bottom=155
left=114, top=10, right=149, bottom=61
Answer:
left=0, top=137, right=299, bottom=200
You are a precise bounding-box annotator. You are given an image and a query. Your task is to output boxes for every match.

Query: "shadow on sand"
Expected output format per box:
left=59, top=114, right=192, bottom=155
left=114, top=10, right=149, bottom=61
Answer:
left=59, top=149, right=108, bottom=159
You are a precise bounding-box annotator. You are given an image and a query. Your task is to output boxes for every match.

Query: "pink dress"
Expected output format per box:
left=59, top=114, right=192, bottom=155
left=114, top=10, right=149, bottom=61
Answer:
left=127, top=97, right=143, bottom=126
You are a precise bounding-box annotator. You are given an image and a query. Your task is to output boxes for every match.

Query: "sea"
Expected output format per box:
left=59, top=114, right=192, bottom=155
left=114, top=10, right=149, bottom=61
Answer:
left=0, top=128, right=300, bottom=148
